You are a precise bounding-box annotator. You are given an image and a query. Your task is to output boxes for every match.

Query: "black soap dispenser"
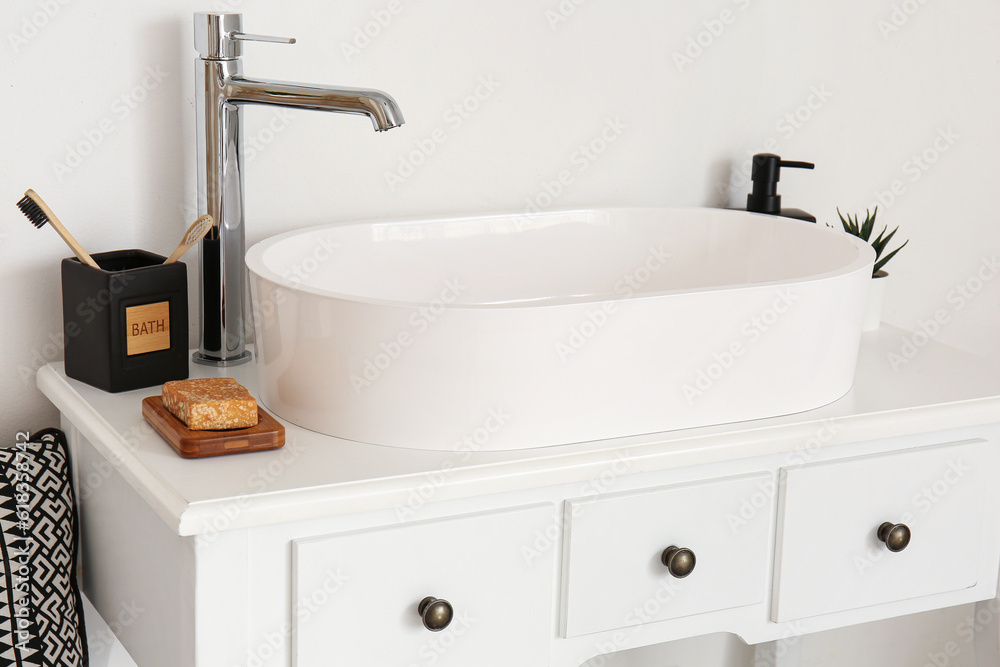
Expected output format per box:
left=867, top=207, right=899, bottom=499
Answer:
left=746, top=153, right=816, bottom=223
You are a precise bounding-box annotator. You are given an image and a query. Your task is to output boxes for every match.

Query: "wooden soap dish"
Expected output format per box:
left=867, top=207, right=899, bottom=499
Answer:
left=142, top=396, right=285, bottom=458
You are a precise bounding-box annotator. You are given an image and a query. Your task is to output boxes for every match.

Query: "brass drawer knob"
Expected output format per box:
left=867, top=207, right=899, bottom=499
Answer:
left=660, top=546, right=696, bottom=578
left=418, top=596, right=454, bottom=631
left=877, top=522, right=911, bottom=552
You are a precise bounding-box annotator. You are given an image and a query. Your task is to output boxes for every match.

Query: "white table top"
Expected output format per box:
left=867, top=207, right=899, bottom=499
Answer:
left=37, top=325, right=1000, bottom=536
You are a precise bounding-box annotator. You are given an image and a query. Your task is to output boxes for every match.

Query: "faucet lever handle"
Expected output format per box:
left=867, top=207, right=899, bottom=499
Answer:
left=230, top=31, right=296, bottom=45
left=195, top=13, right=295, bottom=59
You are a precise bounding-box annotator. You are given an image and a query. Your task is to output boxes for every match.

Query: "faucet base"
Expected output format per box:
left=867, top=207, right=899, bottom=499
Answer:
left=192, top=351, right=253, bottom=367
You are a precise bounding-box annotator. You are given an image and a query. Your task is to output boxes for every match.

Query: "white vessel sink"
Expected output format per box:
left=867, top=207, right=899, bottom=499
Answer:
left=246, top=208, right=874, bottom=451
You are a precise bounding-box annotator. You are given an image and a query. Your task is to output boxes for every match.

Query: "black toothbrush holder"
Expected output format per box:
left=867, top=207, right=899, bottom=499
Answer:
left=61, top=250, right=189, bottom=392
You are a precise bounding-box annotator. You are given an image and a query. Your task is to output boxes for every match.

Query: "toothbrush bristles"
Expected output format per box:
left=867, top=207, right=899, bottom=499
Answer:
left=184, top=216, right=213, bottom=245
left=16, top=195, right=49, bottom=228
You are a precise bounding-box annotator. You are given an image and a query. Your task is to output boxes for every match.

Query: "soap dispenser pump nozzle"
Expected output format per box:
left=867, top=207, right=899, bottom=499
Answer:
left=746, top=153, right=816, bottom=222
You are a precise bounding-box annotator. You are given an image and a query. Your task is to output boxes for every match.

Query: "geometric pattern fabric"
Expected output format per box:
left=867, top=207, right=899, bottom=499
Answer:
left=0, top=428, right=86, bottom=666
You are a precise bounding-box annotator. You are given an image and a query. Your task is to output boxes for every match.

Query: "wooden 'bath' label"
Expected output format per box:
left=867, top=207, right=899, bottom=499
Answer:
left=125, top=301, right=170, bottom=355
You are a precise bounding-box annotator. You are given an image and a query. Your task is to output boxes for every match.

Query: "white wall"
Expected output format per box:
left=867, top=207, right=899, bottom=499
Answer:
left=1, top=1, right=998, bottom=664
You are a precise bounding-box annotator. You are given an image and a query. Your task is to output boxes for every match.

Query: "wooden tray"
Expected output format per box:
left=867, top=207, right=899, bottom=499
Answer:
left=142, top=396, right=285, bottom=458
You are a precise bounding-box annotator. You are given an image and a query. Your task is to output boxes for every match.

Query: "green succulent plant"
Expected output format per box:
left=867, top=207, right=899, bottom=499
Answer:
left=833, top=207, right=908, bottom=277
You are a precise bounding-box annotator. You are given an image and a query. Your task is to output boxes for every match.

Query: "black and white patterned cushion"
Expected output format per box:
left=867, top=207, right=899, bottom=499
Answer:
left=0, top=428, right=87, bottom=666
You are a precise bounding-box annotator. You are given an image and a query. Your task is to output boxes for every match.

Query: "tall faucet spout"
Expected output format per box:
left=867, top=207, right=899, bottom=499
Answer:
left=192, top=12, right=404, bottom=366
left=228, top=78, right=404, bottom=131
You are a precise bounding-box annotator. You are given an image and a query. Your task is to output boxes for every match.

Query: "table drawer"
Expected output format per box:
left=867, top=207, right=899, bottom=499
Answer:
left=773, top=439, right=991, bottom=621
left=562, top=473, right=772, bottom=637
left=293, top=504, right=554, bottom=667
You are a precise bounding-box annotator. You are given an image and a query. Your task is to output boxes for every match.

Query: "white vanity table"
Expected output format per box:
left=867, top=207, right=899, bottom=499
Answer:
left=37, top=325, right=1000, bottom=667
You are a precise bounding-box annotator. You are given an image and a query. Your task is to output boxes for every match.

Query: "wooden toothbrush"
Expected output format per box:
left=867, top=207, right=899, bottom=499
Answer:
left=164, top=214, right=214, bottom=264
left=16, top=189, right=100, bottom=268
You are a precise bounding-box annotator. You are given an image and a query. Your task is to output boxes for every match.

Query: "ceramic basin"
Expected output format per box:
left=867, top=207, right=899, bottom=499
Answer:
left=245, top=208, right=875, bottom=451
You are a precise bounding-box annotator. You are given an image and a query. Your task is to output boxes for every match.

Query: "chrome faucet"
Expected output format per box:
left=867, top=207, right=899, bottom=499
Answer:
left=192, top=12, right=404, bottom=365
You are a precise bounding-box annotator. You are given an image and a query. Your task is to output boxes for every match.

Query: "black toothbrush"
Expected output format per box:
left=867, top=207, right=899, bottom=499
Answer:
left=16, top=189, right=99, bottom=268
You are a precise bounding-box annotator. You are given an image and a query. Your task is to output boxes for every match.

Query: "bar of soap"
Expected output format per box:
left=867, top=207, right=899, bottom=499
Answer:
left=161, top=378, right=258, bottom=431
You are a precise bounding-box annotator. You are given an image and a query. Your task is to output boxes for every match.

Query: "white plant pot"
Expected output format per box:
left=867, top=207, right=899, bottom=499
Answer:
left=862, top=270, right=889, bottom=331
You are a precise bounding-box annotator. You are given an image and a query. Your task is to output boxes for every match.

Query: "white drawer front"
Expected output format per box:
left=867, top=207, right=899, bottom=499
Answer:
left=773, top=439, right=991, bottom=621
left=293, top=504, right=554, bottom=667
left=563, top=473, right=772, bottom=637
